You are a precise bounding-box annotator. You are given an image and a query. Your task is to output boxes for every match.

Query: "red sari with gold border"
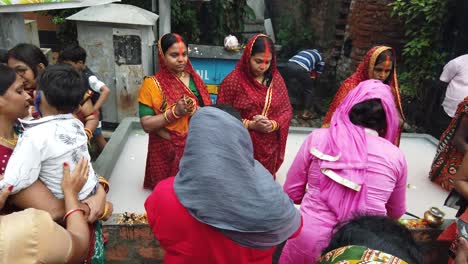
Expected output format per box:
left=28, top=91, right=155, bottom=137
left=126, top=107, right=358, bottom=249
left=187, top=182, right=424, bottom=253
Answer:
left=322, top=46, right=404, bottom=145
left=217, top=34, right=293, bottom=177
left=138, top=35, right=212, bottom=189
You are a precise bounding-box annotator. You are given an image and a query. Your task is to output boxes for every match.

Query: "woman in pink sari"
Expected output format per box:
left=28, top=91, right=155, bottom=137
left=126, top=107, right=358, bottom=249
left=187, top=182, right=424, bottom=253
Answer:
left=279, top=79, right=408, bottom=263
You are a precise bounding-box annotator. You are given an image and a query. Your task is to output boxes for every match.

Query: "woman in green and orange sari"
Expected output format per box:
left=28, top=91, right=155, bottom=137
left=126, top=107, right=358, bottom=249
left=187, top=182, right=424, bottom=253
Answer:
left=322, top=46, right=404, bottom=145
left=430, top=96, right=468, bottom=191
left=138, top=33, right=212, bottom=190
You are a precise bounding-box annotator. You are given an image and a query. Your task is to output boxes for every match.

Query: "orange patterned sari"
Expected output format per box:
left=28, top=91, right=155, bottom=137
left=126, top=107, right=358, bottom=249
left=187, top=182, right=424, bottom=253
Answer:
left=322, top=46, right=404, bottom=145
left=138, top=35, right=212, bottom=189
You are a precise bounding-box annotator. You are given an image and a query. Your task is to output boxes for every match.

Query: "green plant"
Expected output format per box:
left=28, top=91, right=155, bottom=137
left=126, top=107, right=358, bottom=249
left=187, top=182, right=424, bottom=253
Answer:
left=390, top=0, right=451, bottom=97
left=42, top=0, right=254, bottom=46
left=275, top=1, right=316, bottom=60
left=171, top=1, right=201, bottom=43
left=42, top=8, right=81, bottom=25
left=196, top=0, right=255, bottom=45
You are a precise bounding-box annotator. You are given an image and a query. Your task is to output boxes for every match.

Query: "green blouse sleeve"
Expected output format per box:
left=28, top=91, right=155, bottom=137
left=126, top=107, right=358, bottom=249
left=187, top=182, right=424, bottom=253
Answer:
left=139, top=103, right=156, bottom=117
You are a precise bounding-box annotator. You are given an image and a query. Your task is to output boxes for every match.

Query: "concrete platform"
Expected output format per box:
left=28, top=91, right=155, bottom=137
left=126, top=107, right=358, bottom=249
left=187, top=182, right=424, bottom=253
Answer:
left=96, top=118, right=452, bottom=263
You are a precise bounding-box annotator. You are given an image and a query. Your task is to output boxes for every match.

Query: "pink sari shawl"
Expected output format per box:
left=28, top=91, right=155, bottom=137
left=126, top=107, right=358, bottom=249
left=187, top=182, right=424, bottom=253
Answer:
left=318, top=79, right=399, bottom=221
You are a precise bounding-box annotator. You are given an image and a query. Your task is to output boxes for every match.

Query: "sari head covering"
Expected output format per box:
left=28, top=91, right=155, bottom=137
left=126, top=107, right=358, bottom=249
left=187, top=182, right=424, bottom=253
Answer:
left=318, top=79, right=399, bottom=222
left=217, top=34, right=292, bottom=176
left=317, top=245, right=409, bottom=264
left=323, top=46, right=404, bottom=143
left=155, top=33, right=211, bottom=110
left=174, top=106, right=301, bottom=249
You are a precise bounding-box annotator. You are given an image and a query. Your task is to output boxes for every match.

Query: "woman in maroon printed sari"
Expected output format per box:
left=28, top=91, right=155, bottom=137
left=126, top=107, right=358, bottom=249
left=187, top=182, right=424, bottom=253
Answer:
left=218, top=34, right=293, bottom=177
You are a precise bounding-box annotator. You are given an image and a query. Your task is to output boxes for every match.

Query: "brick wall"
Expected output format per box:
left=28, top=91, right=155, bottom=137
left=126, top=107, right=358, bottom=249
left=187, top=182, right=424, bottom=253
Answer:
left=104, top=224, right=164, bottom=264
left=102, top=222, right=449, bottom=263
left=270, top=0, right=404, bottom=87
left=22, top=12, right=57, bottom=31
left=335, top=0, right=405, bottom=81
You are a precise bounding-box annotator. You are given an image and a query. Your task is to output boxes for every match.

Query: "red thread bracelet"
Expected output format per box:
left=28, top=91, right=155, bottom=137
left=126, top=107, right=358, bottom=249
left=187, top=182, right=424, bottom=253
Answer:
left=63, top=208, right=85, bottom=222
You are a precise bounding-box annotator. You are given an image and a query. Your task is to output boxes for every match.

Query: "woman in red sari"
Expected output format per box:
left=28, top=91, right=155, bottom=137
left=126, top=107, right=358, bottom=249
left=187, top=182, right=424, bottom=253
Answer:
left=138, top=33, right=212, bottom=189
left=322, top=46, right=404, bottom=145
left=218, top=34, right=292, bottom=177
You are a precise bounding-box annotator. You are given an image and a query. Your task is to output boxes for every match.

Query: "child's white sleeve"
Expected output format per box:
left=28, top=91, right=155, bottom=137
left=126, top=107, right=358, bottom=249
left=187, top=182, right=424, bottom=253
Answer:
left=88, top=75, right=106, bottom=93
left=0, top=133, right=42, bottom=193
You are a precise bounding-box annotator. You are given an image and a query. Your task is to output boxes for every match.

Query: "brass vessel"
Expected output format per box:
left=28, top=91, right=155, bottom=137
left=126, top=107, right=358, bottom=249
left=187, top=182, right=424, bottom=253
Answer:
left=423, top=207, right=445, bottom=228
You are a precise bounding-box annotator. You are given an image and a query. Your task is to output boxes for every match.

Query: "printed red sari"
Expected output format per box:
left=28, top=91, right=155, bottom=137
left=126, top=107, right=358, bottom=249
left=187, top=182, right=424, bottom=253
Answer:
left=138, top=35, right=212, bottom=189
left=429, top=97, right=468, bottom=191
left=217, top=34, right=293, bottom=177
left=322, top=46, right=404, bottom=145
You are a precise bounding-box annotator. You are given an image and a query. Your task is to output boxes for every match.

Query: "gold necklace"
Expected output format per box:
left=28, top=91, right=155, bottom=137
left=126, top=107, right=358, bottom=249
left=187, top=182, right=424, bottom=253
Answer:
left=177, top=71, right=186, bottom=79
left=0, top=134, right=18, bottom=147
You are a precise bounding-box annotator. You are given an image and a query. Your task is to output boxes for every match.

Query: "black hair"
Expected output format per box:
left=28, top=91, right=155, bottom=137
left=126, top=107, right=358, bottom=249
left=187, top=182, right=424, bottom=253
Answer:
left=0, top=49, right=8, bottom=64
left=322, top=215, right=423, bottom=264
left=7, top=43, right=49, bottom=78
left=37, top=64, right=87, bottom=114
left=160, top=33, right=188, bottom=54
left=349, top=99, right=387, bottom=134
left=59, top=45, right=87, bottom=64
left=251, top=36, right=275, bottom=87
left=375, top=49, right=394, bottom=65
left=374, top=49, right=395, bottom=84
left=209, top=104, right=242, bottom=121
left=0, top=64, right=17, bottom=96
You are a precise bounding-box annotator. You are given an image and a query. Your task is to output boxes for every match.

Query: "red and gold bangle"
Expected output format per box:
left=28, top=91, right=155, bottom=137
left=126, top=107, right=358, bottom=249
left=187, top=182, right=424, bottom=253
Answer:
left=84, top=128, right=93, bottom=139
left=242, top=119, right=250, bottom=129
left=163, top=110, right=172, bottom=123
left=171, top=105, right=182, bottom=119
left=63, top=208, right=85, bottom=222
left=270, top=120, right=279, bottom=132
left=99, top=202, right=110, bottom=220
left=168, top=108, right=178, bottom=121
left=98, top=176, right=110, bottom=193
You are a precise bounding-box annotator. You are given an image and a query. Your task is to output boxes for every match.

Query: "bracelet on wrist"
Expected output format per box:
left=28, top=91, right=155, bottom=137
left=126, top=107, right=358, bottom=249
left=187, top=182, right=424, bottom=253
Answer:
left=98, top=176, right=110, bottom=193
left=99, top=202, right=110, bottom=220
left=163, top=109, right=172, bottom=123
left=63, top=208, right=85, bottom=222
left=270, top=120, right=279, bottom=132
left=84, top=128, right=93, bottom=139
left=242, top=119, right=250, bottom=129
left=171, top=104, right=182, bottom=119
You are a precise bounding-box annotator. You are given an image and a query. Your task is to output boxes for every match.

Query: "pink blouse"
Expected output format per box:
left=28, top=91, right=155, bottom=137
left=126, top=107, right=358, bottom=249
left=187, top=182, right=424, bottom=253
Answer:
left=280, top=129, right=407, bottom=264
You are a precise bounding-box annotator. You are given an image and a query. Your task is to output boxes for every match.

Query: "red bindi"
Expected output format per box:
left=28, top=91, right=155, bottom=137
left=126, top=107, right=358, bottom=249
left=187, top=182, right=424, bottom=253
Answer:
left=383, top=54, right=391, bottom=72
left=262, top=38, right=271, bottom=69
left=174, top=34, right=184, bottom=60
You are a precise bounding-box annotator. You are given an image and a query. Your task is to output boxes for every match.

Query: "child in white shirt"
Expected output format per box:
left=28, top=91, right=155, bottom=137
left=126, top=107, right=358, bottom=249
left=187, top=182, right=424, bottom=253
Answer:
left=0, top=64, right=98, bottom=199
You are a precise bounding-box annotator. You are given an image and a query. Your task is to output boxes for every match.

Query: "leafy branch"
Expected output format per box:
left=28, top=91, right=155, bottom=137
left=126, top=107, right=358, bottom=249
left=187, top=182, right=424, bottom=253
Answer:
left=390, top=0, right=450, bottom=97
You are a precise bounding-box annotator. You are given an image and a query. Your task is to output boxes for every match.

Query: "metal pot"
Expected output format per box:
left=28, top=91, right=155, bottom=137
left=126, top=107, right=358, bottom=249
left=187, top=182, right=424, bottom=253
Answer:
left=423, top=207, right=445, bottom=228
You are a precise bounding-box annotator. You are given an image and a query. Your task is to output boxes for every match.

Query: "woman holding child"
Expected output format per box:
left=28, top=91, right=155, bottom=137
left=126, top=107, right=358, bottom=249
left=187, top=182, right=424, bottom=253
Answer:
left=0, top=63, right=110, bottom=263
left=138, top=33, right=212, bottom=189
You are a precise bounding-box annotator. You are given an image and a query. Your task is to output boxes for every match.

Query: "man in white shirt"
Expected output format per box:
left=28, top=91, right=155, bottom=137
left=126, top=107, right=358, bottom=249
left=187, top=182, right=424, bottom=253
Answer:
left=431, top=54, right=468, bottom=138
